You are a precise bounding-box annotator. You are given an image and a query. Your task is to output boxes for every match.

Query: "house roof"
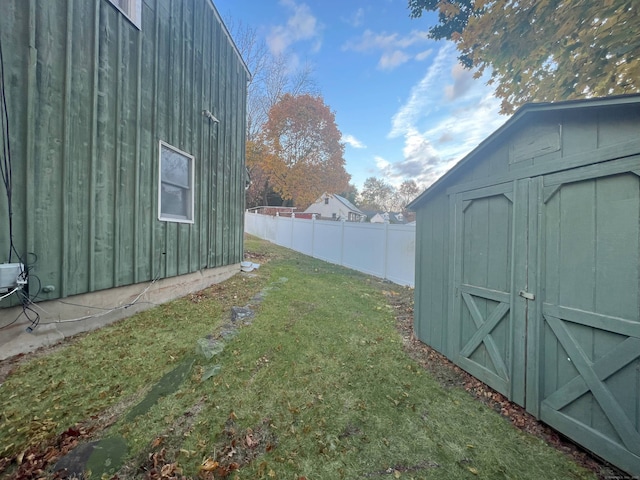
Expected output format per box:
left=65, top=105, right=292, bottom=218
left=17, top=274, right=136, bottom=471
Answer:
left=333, top=194, right=364, bottom=215
left=368, top=211, right=406, bottom=224
left=407, top=93, right=640, bottom=211
left=208, top=1, right=251, bottom=78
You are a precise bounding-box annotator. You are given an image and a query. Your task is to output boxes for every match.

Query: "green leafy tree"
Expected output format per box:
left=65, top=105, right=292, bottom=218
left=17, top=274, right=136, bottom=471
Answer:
left=409, top=0, right=640, bottom=113
left=339, top=184, right=359, bottom=206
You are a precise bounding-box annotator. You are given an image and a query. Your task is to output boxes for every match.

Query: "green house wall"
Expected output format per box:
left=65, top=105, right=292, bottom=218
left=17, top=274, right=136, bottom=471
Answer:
left=0, top=0, right=248, bottom=302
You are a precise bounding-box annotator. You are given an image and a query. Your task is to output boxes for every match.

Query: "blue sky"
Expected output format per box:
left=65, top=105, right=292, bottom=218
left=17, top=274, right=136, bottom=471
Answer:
left=213, top=0, right=508, bottom=191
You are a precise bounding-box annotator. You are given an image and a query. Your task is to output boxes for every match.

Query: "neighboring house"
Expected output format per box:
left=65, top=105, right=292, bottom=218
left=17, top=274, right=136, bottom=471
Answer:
left=369, top=212, right=407, bottom=224
left=369, top=212, right=389, bottom=224
left=408, top=94, right=640, bottom=476
left=304, top=193, right=365, bottom=221
left=360, top=210, right=378, bottom=222
left=0, top=0, right=249, bottom=355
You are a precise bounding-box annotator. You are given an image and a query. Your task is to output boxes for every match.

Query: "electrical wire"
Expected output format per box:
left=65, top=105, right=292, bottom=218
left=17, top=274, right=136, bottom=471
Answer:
left=0, top=32, right=18, bottom=264
left=0, top=310, right=24, bottom=330
left=0, top=292, right=40, bottom=331
left=0, top=25, right=36, bottom=332
left=39, top=273, right=162, bottom=325
left=56, top=300, right=121, bottom=311
left=0, top=287, right=19, bottom=301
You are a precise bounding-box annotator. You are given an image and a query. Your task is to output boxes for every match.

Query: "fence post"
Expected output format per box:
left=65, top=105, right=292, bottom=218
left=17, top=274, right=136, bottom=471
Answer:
left=340, top=219, right=345, bottom=267
left=311, top=214, right=316, bottom=258
left=383, top=222, right=389, bottom=281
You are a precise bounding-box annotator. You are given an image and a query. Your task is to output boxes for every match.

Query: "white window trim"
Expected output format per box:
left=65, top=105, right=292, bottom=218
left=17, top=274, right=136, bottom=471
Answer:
left=106, top=0, right=142, bottom=30
left=158, top=141, right=195, bottom=224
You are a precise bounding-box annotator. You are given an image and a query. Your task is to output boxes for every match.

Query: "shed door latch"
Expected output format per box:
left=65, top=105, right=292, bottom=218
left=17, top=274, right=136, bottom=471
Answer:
left=519, top=290, right=535, bottom=301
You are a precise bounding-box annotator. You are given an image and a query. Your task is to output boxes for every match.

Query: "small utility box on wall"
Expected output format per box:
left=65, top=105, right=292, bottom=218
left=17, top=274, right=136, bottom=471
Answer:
left=0, top=263, right=24, bottom=293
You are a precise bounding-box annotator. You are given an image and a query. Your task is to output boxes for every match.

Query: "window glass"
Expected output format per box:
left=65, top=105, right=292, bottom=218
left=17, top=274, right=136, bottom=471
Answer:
left=161, top=147, right=190, bottom=188
left=159, top=142, right=194, bottom=223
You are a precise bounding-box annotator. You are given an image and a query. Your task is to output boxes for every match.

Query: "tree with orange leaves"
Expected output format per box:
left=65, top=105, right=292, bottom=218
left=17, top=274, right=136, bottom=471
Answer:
left=261, top=94, right=350, bottom=209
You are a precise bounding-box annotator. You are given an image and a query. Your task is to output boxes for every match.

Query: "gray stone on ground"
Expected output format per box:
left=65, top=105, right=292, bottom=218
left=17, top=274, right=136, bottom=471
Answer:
left=231, top=306, right=254, bottom=323
left=54, top=436, right=127, bottom=478
left=196, top=336, right=225, bottom=359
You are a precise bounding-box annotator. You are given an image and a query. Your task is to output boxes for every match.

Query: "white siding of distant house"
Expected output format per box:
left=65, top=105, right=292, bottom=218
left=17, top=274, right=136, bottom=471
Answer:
left=304, top=193, right=363, bottom=221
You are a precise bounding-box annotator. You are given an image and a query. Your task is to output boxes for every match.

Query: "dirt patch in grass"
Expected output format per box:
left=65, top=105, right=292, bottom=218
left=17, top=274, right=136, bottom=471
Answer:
left=381, top=285, right=624, bottom=480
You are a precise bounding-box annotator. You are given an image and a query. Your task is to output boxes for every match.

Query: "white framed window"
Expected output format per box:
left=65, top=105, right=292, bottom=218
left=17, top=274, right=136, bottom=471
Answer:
left=107, top=0, right=142, bottom=29
left=158, top=141, right=195, bottom=224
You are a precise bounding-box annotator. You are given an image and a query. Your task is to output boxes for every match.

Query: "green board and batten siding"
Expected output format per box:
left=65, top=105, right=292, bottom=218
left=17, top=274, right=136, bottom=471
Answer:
left=0, top=0, right=248, bottom=300
left=409, top=96, right=640, bottom=475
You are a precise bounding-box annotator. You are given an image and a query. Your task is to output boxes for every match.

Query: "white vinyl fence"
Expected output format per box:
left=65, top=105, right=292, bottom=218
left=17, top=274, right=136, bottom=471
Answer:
left=245, top=212, right=415, bottom=287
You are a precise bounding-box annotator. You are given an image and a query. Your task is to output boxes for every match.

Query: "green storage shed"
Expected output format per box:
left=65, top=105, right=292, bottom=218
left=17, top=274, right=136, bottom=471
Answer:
left=409, top=94, right=640, bottom=475
left=0, top=0, right=249, bottom=351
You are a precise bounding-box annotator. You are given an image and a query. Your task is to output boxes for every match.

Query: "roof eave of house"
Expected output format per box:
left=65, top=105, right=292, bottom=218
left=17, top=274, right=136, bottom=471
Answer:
left=334, top=194, right=365, bottom=215
left=207, top=0, right=251, bottom=79
left=407, top=93, right=640, bottom=211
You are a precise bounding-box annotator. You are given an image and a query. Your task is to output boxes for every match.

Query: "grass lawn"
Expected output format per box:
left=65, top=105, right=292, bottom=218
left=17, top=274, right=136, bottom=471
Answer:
left=0, top=235, right=597, bottom=479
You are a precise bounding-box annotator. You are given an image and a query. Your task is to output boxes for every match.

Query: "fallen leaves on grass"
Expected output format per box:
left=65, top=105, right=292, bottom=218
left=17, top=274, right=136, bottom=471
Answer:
left=385, top=282, right=616, bottom=479
left=0, top=424, right=93, bottom=480
left=197, top=415, right=277, bottom=479
left=364, top=460, right=441, bottom=477
left=140, top=448, right=188, bottom=480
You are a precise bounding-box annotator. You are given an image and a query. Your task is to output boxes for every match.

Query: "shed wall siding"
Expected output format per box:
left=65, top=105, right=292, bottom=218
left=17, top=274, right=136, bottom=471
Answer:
left=426, top=106, right=640, bottom=202
left=413, top=100, right=640, bottom=475
left=0, top=0, right=247, bottom=302
left=416, top=105, right=640, bottom=359
left=414, top=194, right=449, bottom=354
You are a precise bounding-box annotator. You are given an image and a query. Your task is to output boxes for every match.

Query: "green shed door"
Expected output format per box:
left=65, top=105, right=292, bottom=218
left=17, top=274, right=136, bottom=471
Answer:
left=538, top=159, right=640, bottom=475
left=450, top=180, right=529, bottom=405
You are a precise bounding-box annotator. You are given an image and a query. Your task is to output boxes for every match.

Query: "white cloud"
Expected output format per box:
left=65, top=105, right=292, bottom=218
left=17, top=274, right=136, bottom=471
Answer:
left=415, top=49, right=433, bottom=61
left=343, top=134, right=366, bottom=149
left=342, top=29, right=431, bottom=71
left=389, top=43, right=455, bottom=138
left=379, top=50, right=411, bottom=70
left=425, top=92, right=505, bottom=162
left=344, top=30, right=428, bottom=52
left=375, top=156, right=390, bottom=170
left=341, top=7, right=365, bottom=27
left=267, top=1, right=322, bottom=56
left=444, top=63, right=476, bottom=101
left=387, top=42, right=506, bottom=188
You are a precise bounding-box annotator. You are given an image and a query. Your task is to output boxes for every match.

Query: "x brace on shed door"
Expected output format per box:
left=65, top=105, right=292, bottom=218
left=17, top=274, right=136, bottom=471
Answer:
left=450, top=179, right=529, bottom=407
